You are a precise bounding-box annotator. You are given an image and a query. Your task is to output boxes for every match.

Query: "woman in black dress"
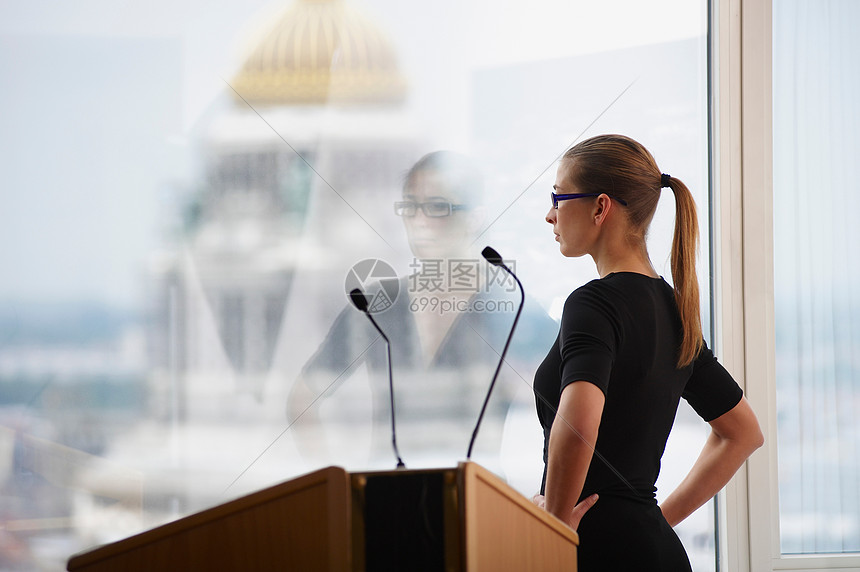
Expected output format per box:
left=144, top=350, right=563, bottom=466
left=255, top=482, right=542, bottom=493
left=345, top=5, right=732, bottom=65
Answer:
left=533, top=134, right=763, bottom=570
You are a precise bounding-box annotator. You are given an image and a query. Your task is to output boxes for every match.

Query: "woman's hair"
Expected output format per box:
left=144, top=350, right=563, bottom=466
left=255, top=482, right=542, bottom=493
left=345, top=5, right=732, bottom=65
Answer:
left=561, top=134, right=703, bottom=368
left=403, top=151, right=484, bottom=206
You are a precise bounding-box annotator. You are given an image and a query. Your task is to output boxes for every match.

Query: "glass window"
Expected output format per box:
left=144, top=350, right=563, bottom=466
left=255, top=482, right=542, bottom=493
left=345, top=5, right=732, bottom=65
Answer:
left=773, top=0, right=860, bottom=555
left=0, top=0, right=713, bottom=568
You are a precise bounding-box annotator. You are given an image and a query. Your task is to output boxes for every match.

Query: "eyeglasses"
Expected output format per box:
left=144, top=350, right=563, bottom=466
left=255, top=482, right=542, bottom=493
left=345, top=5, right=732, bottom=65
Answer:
left=549, top=191, right=627, bottom=209
left=394, top=200, right=468, bottom=217
left=551, top=191, right=629, bottom=208
left=551, top=191, right=628, bottom=209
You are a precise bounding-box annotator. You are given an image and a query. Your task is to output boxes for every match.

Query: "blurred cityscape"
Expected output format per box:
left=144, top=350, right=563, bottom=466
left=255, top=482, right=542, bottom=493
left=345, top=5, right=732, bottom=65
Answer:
left=0, top=0, right=720, bottom=566
left=6, top=0, right=856, bottom=570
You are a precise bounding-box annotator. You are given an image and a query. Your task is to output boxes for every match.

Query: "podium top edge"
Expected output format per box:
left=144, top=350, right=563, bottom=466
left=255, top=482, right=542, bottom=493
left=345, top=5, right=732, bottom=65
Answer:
left=68, top=466, right=352, bottom=569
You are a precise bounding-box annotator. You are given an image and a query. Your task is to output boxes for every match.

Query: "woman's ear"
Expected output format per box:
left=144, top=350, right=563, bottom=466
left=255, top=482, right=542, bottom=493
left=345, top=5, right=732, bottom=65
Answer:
left=593, top=194, right=613, bottom=225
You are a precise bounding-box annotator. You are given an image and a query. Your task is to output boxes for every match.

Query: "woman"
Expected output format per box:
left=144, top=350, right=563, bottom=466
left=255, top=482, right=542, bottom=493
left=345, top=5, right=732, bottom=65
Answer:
left=533, top=134, right=763, bottom=570
left=289, top=151, right=556, bottom=465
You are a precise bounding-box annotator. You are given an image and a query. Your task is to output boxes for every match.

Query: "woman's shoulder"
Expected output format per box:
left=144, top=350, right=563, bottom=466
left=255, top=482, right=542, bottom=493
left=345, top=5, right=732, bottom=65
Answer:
left=563, top=272, right=674, bottom=322
left=559, top=279, right=625, bottom=346
left=566, top=272, right=661, bottom=303
left=593, top=272, right=673, bottom=300
left=563, top=278, right=603, bottom=306
left=562, top=277, right=622, bottom=320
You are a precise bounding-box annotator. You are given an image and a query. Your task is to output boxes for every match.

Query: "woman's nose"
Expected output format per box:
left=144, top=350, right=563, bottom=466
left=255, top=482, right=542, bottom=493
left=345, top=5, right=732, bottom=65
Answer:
left=545, top=207, right=556, bottom=224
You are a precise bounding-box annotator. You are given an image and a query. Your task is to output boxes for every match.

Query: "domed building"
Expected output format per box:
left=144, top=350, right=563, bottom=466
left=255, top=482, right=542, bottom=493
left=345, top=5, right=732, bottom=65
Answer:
left=78, top=2, right=538, bottom=545
left=231, top=0, right=407, bottom=105
left=148, top=0, right=420, bottom=424
left=60, top=0, right=428, bottom=552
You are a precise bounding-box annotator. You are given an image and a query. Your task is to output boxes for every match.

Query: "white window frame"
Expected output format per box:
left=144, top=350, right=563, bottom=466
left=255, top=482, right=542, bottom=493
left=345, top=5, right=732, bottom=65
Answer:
left=712, top=0, right=860, bottom=569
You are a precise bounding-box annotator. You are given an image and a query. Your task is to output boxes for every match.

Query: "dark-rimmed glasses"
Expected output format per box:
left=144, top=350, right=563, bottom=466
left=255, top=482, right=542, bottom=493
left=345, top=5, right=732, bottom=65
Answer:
left=551, top=191, right=628, bottom=209
left=394, top=201, right=468, bottom=217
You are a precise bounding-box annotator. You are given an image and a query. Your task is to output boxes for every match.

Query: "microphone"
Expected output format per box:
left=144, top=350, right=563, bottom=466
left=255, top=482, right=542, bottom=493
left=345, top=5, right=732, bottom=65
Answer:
left=466, top=246, right=525, bottom=459
left=349, top=288, right=405, bottom=469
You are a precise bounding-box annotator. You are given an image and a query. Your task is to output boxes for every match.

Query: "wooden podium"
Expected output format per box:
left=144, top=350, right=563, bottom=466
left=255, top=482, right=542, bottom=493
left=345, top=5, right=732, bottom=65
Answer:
left=67, top=462, right=578, bottom=571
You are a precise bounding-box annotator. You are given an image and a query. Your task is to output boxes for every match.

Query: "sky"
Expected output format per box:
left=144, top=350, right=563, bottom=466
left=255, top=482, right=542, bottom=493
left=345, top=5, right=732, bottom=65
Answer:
left=0, top=0, right=705, bottom=308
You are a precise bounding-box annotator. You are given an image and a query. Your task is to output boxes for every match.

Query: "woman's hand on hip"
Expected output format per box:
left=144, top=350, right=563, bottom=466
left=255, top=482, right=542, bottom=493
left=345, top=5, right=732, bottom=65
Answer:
left=532, top=492, right=598, bottom=531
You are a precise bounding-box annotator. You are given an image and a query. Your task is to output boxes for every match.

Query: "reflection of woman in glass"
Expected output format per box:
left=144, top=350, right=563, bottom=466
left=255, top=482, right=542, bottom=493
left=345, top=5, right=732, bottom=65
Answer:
left=289, top=151, right=556, bottom=465
left=533, top=135, right=763, bottom=570
left=394, top=151, right=490, bottom=364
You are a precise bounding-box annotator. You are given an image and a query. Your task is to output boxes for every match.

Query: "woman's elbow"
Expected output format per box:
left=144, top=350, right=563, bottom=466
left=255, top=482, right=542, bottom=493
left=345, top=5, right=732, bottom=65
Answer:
left=742, top=402, right=765, bottom=452
left=748, top=422, right=765, bottom=452
left=711, top=398, right=764, bottom=454
left=735, top=414, right=764, bottom=456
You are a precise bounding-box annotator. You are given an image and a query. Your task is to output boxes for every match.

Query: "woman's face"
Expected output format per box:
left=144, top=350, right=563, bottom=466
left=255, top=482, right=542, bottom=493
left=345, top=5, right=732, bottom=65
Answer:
left=545, top=162, right=597, bottom=258
left=401, top=170, right=477, bottom=261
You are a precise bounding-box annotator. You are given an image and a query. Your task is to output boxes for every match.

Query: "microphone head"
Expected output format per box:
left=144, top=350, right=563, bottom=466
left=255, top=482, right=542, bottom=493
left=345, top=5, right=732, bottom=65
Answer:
left=481, top=246, right=504, bottom=267
left=349, top=288, right=369, bottom=313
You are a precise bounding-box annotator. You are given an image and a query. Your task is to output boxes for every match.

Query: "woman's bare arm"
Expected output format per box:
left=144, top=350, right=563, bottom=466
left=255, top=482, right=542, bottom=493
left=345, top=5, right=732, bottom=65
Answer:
left=544, top=381, right=605, bottom=529
left=659, top=397, right=763, bottom=526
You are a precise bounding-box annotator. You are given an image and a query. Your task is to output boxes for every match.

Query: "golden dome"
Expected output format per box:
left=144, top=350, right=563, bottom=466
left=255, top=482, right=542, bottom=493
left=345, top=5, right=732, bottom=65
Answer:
left=232, top=0, right=407, bottom=106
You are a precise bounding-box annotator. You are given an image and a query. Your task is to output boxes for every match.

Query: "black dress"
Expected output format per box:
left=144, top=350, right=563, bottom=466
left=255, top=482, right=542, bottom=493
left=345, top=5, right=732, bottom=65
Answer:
left=534, top=273, right=743, bottom=571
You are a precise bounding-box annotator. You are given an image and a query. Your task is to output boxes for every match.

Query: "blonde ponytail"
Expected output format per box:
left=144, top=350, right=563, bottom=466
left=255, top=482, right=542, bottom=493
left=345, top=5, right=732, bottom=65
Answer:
left=666, top=176, right=703, bottom=368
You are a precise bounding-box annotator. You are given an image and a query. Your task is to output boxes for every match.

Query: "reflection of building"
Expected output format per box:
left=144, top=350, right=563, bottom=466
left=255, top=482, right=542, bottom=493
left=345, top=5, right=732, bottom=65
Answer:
left=231, top=0, right=406, bottom=105
left=149, top=0, right=419, bottom=418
